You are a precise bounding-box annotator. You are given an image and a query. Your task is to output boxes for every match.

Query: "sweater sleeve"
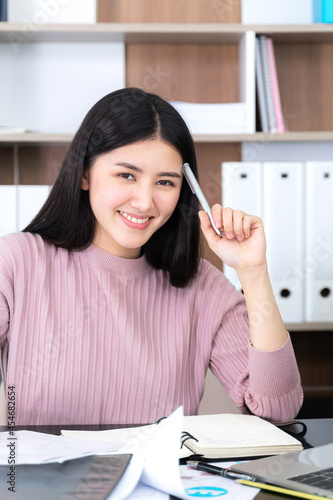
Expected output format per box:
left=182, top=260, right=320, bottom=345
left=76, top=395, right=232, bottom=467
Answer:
left=205, top=270, right=303, bottom=422
left=0, top=237, right=14, bottom=348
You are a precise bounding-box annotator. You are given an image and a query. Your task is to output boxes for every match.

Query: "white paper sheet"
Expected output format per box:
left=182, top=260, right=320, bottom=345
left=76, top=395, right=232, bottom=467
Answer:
left=127, top=483, right=169, bottom=499
left=0, top=430, right=121, bottom=464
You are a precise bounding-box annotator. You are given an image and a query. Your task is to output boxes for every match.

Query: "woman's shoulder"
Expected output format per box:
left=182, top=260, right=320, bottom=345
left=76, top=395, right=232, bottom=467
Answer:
left=0, top=231, right=44, bottom=253
left=0, top=232, right=58, bottom=266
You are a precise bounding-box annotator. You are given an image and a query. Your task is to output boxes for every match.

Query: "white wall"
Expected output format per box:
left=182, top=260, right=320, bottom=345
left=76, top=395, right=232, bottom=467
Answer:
left=198, top=370, right=240, bottom=415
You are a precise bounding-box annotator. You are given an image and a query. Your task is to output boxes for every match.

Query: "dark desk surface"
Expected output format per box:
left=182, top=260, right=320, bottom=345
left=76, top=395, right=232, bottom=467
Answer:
left=1, top=418, right=332, bottom=499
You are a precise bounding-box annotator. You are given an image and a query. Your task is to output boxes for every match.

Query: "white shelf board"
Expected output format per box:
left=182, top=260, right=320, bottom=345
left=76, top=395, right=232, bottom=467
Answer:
left=1, top=23, right=333, bottom=44
left=1, top=131, right=333, bottom=145
left=194, top=132, right=333, bottom=143
left=0, top=133, right=74, bottom=145
left=286, top=322, right=333, bottom=331
left=247, top=24, right=333, bottom=42
left=0, top=23, right=248, bottom=44
left=240, top=131, right=333, bottom=143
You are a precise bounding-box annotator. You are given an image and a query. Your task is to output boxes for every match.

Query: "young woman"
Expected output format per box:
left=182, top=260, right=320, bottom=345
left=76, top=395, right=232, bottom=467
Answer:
left=0, top=88, right=303, bottom=425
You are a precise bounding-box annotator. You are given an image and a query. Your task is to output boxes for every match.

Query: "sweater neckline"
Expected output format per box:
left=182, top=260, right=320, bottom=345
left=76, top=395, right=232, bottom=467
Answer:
left=78, top=243, right=151, bottom=276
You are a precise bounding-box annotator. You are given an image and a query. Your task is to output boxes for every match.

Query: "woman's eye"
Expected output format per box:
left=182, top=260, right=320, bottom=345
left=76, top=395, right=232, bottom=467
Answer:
left=157, top=180, right=175, bottom=186
left=119, top=173, right=134, bottom=180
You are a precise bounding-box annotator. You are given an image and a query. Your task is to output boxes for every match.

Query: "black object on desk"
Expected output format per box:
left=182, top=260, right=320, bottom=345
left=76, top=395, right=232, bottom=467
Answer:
left=0, top=454, right=132, bottom=500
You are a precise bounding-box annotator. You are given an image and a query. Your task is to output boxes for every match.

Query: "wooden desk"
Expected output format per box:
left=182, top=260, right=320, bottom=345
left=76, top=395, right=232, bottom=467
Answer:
left=2, top=418, right=332, bottom=499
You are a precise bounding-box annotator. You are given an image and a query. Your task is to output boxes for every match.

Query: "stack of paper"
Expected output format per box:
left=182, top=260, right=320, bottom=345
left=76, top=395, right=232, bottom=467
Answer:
left=0, top=127, right=26, bottom=134
left=171, top=101, right=249, bottom=135
left=242, top=0, right=313, bottom=24
left=8, top=0, right=96, bottom=23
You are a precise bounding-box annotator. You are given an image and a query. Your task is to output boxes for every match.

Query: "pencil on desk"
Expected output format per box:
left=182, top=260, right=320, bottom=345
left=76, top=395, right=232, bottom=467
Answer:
left=237, top=479, right=329, bottom=500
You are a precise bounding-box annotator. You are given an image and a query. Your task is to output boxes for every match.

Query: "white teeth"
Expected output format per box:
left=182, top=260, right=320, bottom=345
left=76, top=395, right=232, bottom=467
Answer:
left=119, top=211, right=150, bottom=224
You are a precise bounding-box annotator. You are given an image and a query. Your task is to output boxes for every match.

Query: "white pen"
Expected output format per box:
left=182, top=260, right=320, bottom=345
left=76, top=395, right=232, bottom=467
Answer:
left=182, top=163, right=222, bottom=237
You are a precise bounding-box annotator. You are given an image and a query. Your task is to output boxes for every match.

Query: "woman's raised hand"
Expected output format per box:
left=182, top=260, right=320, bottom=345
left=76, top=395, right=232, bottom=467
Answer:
left=199, top=205, right=267, bottom=272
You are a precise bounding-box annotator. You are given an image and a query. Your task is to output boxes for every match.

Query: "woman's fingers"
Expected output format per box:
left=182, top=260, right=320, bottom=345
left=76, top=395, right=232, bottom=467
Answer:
left=211, top=206, right=252, bottom=240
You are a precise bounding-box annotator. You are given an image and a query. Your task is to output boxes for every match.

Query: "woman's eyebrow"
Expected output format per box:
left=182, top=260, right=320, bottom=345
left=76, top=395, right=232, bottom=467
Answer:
left=115, top=162, right=143, bottom=173
left=159, top=171, right=181, bottom=178
left=115, top=162, right=181, bottom=178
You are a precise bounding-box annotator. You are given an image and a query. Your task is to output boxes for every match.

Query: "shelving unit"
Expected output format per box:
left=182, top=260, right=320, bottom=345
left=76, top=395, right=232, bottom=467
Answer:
left=1, top=22, right=333, bottom=135
left=1, top=20, right=333, bottom=270
left=1, top=12, right=332, bottom=414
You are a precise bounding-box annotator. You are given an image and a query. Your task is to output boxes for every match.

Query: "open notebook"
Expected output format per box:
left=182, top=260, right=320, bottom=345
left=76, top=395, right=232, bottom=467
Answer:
left=62, top=413, right=303, bottom=460
left=179, top=414, right=303, bottom=459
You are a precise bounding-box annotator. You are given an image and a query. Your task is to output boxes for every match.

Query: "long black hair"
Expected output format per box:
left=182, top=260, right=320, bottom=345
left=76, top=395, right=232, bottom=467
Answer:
left=24, top=88, right=201, bottom=287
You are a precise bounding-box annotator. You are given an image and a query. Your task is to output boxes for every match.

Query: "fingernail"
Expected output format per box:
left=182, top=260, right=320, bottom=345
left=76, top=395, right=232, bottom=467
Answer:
left=226, top=232, right=234, bottom=239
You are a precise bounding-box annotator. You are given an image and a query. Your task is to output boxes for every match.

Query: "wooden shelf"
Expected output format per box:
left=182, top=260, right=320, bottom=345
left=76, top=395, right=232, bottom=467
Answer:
left=1, top=131, right=333, bottom=145
left=195, top=131, right=333, bottom=142
left=0, top=23, right=248, bottom=44
left=1, top=23, right=333, bottom=44
left=247, top=23, right=333, bottom=42
left=286, top=322, right=333, bottom=332
left=0, top=133, right=73, bottom=145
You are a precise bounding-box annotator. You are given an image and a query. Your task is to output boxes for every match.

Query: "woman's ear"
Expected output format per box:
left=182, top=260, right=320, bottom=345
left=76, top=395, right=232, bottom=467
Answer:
left=81, top=169, right=89, bottom=191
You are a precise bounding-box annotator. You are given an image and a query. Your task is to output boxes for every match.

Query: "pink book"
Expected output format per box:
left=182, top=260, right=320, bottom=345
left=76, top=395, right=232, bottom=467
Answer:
left=266, top=37, right=287, bottom=132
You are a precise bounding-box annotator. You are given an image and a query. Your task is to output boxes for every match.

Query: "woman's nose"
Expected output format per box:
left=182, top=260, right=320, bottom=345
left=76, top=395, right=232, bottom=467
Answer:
left=130, top=183, right=155, bottom=213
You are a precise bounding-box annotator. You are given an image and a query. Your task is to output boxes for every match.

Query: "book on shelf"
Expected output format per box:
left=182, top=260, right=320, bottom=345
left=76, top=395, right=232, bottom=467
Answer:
left=256, top=35, right=287, bottom=133
left=258, top=34, right=276, bottom=133
left=266, top=38, right=287, bottom=133
left=0, top=0, right=7, bottom=21
left=313, top=0, right=333, bottom=23
left=62, top=413, right=303, bottom=461
left=255, top=38, right=269, bottom=133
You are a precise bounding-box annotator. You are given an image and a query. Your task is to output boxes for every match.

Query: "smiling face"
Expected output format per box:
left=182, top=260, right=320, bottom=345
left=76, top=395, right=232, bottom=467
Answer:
left=81, top=138, right=183, bottom=258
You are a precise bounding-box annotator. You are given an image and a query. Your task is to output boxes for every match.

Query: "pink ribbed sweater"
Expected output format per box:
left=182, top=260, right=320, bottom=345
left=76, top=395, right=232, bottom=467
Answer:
left=0, top=232, right=302, bottom=425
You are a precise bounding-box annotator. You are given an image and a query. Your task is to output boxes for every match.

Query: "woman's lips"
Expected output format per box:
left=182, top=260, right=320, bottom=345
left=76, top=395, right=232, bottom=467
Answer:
left=118, top=210, right=153, bottom=230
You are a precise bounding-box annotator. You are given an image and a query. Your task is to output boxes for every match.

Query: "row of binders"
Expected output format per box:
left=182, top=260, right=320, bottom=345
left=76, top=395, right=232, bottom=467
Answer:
left=0, top=185, right=51, bottom=236
left=222, top=161, right=333, bottom=324
left=255, top=34, right=287, bottom=133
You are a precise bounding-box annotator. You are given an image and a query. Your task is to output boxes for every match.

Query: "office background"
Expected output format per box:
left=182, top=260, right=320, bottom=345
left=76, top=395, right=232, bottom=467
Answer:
left=0, top=0, right=332, bottom=419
